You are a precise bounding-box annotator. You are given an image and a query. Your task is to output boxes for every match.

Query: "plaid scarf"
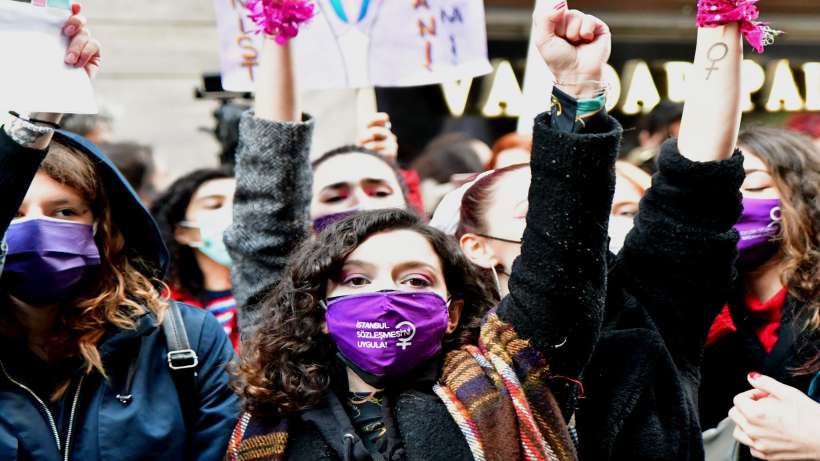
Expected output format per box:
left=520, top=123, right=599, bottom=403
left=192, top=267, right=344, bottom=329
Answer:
left=433, top=311, right=576, bottom=461
left=225, top=312, right=575, bottom=461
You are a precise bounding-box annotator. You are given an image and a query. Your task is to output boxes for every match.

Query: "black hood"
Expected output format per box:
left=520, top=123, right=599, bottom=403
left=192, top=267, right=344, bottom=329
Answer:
left=53, top=130, right=169, bottom=278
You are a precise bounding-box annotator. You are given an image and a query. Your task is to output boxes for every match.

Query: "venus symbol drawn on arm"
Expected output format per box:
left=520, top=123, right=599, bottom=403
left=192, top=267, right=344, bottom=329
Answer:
left=705, top=42, right=729, bottom=80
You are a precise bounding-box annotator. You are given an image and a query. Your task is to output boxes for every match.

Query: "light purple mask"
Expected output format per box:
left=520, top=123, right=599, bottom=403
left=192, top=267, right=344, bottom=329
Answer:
left=734, top=197, right=782, bottom=270
left=2, top=218, right=101, bottom=306
left=324, top=291, right=450, bottom=378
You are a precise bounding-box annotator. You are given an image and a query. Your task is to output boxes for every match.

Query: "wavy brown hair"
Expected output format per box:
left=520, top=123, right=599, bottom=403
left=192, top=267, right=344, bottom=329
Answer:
left=235, top=209, right=495, bottom=417
left=2, top=141, right=168, bottom=392
left=738, top=127, right=820, bottom=374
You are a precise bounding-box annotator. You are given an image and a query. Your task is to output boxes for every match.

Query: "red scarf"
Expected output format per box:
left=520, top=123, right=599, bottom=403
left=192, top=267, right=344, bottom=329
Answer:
left=707, top=287, right=788, bottom=353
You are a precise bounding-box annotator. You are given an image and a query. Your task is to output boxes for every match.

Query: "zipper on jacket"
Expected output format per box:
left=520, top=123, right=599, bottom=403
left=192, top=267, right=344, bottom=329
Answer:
left=0, top=359, right=62, bottom=451
left=62, top=374, right=84, bottom=461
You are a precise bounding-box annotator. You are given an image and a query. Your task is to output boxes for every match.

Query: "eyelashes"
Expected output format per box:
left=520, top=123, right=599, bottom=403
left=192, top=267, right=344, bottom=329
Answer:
left=338, top=272, right=434, bottom=288
left=340, top=273, right=370, bottom=286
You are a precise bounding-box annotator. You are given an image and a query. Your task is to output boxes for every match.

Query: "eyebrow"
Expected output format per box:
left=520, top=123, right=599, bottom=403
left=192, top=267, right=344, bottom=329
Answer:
left=392, top=261, right=440, bottom=274
left=321, top=178, right=393, bottom=192
left=43, top=198, right=84, bottom=208
left=341, top=259, right=377, bottom=271
left=193, top=194, right=226, bottom=202
left=321, top=182, right=351, bottom=192
left=342, top=260, right=439, bottom=274
left=361, top=178, right=392, bottom=187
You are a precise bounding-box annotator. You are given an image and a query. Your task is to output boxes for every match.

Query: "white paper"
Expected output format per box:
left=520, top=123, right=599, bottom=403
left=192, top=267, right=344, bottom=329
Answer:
left=0, top=1, right=97, bottom=114
left=213, top=0, right=492, bottom=91
left=517, top=0, right=553, bottom=134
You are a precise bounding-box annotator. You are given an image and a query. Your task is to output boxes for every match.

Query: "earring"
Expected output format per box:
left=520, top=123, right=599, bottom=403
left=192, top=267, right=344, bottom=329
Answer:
left=490, top=266, right=503, bottom=300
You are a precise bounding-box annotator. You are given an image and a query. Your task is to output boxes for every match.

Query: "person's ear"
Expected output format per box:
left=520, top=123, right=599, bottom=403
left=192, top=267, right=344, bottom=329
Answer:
left=446, top=299, right=464, bottom=334
left=174, top=224, right=198, bottom=246
left=459, top=233, right=499, bottom=270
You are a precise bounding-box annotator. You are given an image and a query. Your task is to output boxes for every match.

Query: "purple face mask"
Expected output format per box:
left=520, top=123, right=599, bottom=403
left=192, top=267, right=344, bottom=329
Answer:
left=734, top=197, right=782, bottom=270
left=324, top=291, right=450, bottom=380
left=312, top=209, right=361, bottom=233
left=2, top=218, right=101, bottom=306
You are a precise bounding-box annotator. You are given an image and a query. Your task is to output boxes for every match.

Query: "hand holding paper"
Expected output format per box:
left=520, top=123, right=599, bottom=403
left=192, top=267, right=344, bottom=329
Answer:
left=62, top=3, right=101, bottom=79
left=0, top=1, right=99, bottom=114
left=534, top=1, right=611, bottom=98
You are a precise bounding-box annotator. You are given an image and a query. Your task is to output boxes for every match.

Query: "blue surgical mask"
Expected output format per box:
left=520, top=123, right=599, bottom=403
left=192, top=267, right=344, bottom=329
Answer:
left=180, top=210, right=232, bottom=268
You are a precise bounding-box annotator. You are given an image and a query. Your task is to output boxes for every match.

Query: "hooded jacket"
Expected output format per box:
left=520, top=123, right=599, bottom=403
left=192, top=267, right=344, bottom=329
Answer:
left=0, top=127, right=238, bottom=460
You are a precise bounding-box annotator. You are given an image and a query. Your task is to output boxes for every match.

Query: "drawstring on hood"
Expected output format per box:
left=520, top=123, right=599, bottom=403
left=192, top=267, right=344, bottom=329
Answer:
left=115, top=337, right=143, bottom=405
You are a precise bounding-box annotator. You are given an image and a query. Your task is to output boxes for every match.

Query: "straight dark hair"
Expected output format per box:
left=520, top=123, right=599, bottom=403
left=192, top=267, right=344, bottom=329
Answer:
left=150, top=167, right=233, bottom=300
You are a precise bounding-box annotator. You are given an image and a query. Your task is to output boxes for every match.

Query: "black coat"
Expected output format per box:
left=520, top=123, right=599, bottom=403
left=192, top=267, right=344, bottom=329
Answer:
left=572, top=141, right=744, bottom=461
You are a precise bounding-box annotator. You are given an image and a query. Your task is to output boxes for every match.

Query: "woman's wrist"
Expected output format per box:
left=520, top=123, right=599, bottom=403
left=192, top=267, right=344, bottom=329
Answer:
left=4, top=115, right=55, bottom=149
left=553, top=72, right=605, bottom=99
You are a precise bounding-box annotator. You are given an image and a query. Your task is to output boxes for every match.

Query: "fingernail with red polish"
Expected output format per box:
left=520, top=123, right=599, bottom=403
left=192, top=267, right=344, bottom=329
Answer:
left=748, top=372, right=761, bottom=380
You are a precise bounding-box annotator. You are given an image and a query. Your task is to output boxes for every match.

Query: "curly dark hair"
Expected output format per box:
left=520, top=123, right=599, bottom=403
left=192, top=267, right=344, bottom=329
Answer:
left=235, top=208, right=496, bottom=417
left=150, top=167, right=233, bottom=300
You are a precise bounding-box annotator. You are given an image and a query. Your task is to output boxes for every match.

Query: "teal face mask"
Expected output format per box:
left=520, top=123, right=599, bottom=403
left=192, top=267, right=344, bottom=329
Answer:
left=180, top=210, right=232, bottom=268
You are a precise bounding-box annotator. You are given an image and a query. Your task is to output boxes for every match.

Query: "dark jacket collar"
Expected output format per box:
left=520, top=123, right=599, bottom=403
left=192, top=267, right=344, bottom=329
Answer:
left=98, top=313, right=158, bottom=361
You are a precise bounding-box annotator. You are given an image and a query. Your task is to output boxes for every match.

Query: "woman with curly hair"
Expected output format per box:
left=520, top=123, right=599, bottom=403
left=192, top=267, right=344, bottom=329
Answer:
left=225, top=3, right=617, bottom=460
left=0, top=10, right=237, bottom=460
left=701, top=127, right=820, bottom=459
left=151, top=168, right=240, bottom=348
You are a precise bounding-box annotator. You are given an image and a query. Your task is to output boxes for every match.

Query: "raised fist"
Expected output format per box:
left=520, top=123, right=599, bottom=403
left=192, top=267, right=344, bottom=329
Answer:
left=534, top=1, right=610, bottom=92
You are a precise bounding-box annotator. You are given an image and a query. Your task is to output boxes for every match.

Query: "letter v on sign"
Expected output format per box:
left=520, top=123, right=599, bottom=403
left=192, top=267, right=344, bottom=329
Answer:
left=441, top=79, right=474, bottom=117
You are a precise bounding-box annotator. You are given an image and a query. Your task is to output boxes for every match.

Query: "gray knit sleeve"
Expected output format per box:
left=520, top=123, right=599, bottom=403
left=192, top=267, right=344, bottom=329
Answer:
left=225, top=110, right=314, bottom=340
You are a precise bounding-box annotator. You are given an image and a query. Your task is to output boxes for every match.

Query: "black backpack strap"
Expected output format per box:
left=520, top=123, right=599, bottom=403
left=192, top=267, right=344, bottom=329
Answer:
left=162, top=301, right=199, bottom=429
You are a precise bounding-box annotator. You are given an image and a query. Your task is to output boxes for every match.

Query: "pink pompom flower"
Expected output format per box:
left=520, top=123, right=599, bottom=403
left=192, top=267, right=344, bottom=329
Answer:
left=246, top=0, right=317, bottom=45
left=696, top=0, right=781, bottom=53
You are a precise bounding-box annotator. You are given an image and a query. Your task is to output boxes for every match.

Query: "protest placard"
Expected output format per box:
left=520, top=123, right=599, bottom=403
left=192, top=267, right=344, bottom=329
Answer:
left=213, top=0, right=492, bottom=91
left=0, top=0, right=97, bottom=114
left=517, top=0, right=554, bottom=134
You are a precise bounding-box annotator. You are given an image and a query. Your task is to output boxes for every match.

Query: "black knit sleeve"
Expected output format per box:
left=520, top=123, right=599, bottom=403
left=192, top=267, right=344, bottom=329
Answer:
left=0, top=128, right=47, bottom=236
left=497, top=112, right=622, bottom=379
left=615, top=139, right=744, bottom=373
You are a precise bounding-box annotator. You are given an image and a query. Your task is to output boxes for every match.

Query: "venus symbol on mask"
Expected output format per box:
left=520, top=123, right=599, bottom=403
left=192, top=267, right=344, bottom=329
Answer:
left=395, top=321, right=416, bottom=350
